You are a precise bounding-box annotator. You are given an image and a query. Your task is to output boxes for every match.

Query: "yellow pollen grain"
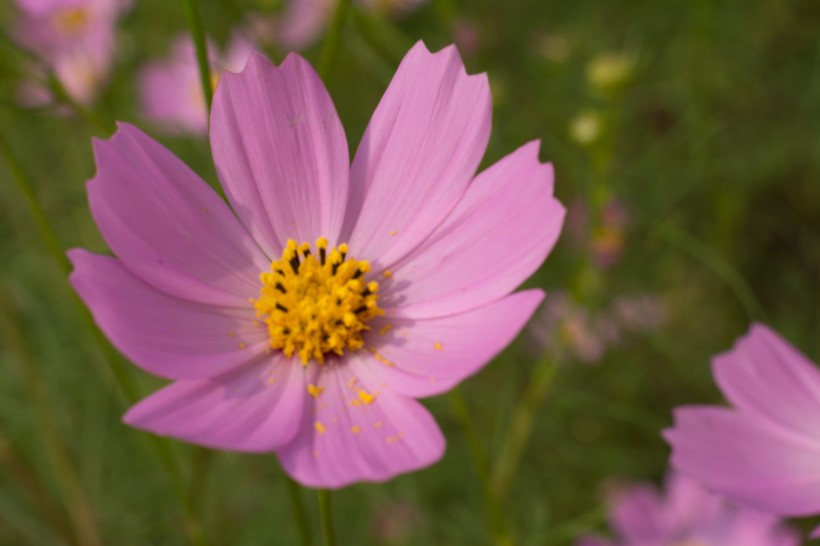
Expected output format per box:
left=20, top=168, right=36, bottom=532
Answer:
left=252, top=238, right=384, bottom=365
left=379, top=324, right=394, bottom=335
left=386, top=435, right=399, bottom=443
left=315, top=421, right=326, bottom=434
left=307, top=384, right=324, bottom=398
left=228, top=331, right=235, bottom=338
left=351, top=425, right=361, bottom=434
left=382, top=270, right=393, bottom=279
left=369, top=347, right=395, bottom=367
left=238, top=342, right=246, bottom=349
left=434, top=341, right=443, bottom=350
left=389, top=230, right=398, bottom=236
left=346, top=377, right=357, bottom=389
left=266, top=376, right=276, bottom=385
left=374, top=421, right=383, bottom=429
left=357, top=390, right=376, bottom=404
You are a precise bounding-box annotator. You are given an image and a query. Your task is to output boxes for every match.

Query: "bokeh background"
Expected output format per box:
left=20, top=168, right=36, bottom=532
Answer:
left=0, top=0, right=818, bottom=544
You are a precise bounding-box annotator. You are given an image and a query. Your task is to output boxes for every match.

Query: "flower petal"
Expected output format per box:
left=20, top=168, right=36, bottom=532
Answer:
left=277, top=362, right=445, bottom=488
left=123, top=354, right=306, bottom=452
left=211, top=52, right=350, bottom=256
left=88, top=123, right=269, bottom=307
left=384, top=141, right=564, bottom=318
left=344, top=41, right=491, bottom=269
left=69, top=250, right=268, bottom=380
left=665, top=406, right=820, bottom=516
left=713, top=323, right=820, bottom=437
left=352, top=290, right=544, bottom=398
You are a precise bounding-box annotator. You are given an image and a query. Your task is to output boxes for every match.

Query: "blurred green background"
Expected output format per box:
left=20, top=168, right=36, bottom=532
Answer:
left=0, top=0, right=818, bottom=544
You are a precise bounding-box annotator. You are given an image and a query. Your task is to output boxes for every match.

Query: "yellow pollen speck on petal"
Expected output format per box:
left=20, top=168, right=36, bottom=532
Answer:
left=434, top=341, right=443, bottom=350
left=315, top=421, right=326, bottom=434
left=252, top=238, right=385, bottom=365
left=369, top=347, right=395, bottom=367
left=307, top=384, right=324, bottom=398
left=374, top=421, right=383, bottom=429
left=382, top=270, right=393, bottom=279
left=351, top=425, right=361, bottom=434
left=357, top=390, right=377, bottom=405
left=238, top=342, right=246, bottom=349
left=389, top=230, right=398, bottom=236
left=379, top=324, right=394, bottom=335
left=386, top=435, right=400, bottom=443
left=228, top=331, right=235, bottom=338
left=266, top=375, right=276, bottom=385
left=346, top=377, right=357, bottom=389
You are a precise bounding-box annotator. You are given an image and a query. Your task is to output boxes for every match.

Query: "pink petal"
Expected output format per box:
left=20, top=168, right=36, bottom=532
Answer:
left=608, top=484, right=665, bottom=542
left=665, top=407, right=820, bottom=516
left=811, top=524, right=820, bottom=539
left=385, top=141, right=564, bottom=318
left=211, top=52, right=350, bottom=256
left=124, top=354, right=306, bottom=452
left=88, top=123, right=269, bottom=307
left=352, top=290, right=544, bottom=398
left=69, top=250, right=268, bottom=380
left=713, top=323, right=820, bottom=437
left=277, top=362, right=445, bottom=488
left=344, top=41, right=491, bottom=269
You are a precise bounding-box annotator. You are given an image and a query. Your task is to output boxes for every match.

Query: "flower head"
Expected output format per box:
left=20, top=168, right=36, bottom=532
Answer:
left=139, top=33, right=254, bottom=134
left=577, top=472, right=799, bottom=546
left=70, top=42, right=565, bottom=488
left=665, top=323, right=820, bottom=538
left=14, top=0, right=129, bottom=104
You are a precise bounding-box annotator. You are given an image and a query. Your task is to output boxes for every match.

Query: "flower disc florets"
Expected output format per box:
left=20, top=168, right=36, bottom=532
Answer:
left=253, top=237, right=384, bottom=365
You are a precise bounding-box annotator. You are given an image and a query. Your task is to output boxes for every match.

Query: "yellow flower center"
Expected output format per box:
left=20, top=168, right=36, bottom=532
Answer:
left=53, top=7, right=90, bottom=36
left=253, top=238, right=384, bottom=365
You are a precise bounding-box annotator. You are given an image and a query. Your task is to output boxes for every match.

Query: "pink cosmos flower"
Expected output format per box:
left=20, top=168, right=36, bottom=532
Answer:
left=139, top=34, right=254, bottom=135
left=277, top=0, right=428, bottom=50
left=577, top=472, right=800, bottom=546
left=14, top=0, right=128, bottom=104
left=70, top=42, right=565, bottom=488
left=665, top=323, right=820, bottom=538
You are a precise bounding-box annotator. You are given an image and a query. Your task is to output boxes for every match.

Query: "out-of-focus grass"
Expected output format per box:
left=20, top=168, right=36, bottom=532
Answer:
left=1, top=0, right=818, bottom=544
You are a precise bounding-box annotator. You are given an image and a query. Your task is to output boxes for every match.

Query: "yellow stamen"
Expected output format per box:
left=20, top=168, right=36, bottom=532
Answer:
left=307, top=384, right=324, bottom=398
left=253, top=238, right=384, bottom=365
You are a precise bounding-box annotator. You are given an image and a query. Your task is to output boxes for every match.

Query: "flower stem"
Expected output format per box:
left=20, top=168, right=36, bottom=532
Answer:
left=318, top=0, right=353, bottom=82
left=318, top=489, right=337, bottom=546
left=183, top=0, right=213, bottom=114
left=490, top=355, right=557, bottom=500
left=46, top=73, right=113, bottom=136
left=0, top=128, right=210, bottom=546
left=284, top=476, right=311, bottom=546
left=449, top=388, right=511, bottom=546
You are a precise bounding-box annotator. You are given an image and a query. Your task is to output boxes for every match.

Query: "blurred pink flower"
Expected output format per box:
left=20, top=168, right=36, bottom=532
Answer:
left=70, top=42, right=565, bottom=488
left=139, top=34, right=254, bottom=135
left=14, top=0, right=129, bottom=104
left=276, top=0, right=428, bottom=50
left=577, top=472, right=800, bottom=546
left=665, top=323, right=820, bottom=539
left=527, top=292, right=665, bottom=364
left=566, top=198, right=630, bottom=269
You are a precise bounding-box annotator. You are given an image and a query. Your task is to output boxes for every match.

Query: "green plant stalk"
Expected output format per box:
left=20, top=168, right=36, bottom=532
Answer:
left=284, top=476, right=312, bottom=546
left=490, top=355, right=557, bottom=500
left=318, top=0, right=353, bottom=81
left=46, top=73, right=113, bottom=136
left=183, top=0, right=213, bottom=114
left=0, top=129, right=209, bottom=546
left=0, top=294, right=101, bottom=546
left=0, top=433, right=76, bottom=545
left=318, top=489, right=337, bottom=546
left=449, top=388, right=511, bottom=545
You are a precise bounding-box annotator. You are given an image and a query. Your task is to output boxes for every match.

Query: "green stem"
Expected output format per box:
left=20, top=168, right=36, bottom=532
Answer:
left=284, top=477, right=312, bottom=546
left=0, top=128, right=209, bottom=546
left=318, top=0, right=353, bottom=81
left=183, top=0, right=213, bottom=114
left=0, top=292, right=101, bottom=546
left=490, top=355, right=557, bottom=500
left=318, top=489, right=337, bottom=546
left=47, top=73, right=113, bottom=136
left=449, top=389, right=511, bottom=546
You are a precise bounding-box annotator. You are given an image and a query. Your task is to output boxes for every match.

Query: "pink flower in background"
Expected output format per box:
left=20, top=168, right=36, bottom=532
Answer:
left=139, top=34, right=254, bottom=135
left=527, top=292, right=665, bottom=364
left=70, top=42, right=565, bottom=488
left=577, top=472, right=800, bottom=546
left=14, top=0, right=129, bottom=104
left=276, top=0, right=428, bottom=50
left=566, top=198, right=630, bottom=269
left=665, top=323, right=820, bottom=538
